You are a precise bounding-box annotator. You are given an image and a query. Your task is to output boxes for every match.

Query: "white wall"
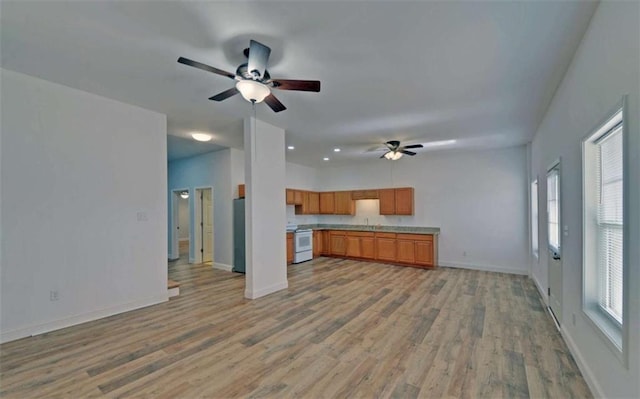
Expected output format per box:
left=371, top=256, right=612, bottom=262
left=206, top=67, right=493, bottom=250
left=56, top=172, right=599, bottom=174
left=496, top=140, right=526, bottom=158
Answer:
left=167, top=149, right=233, bottom=267
left=0, top=69, right=168, bottom=343
left=316, top=146, right=529, bottom=274
left=529, top=2, right=639, bottom=398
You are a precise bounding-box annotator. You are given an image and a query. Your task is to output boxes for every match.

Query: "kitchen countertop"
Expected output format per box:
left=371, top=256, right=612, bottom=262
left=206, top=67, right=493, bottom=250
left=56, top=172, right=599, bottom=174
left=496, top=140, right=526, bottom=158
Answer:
left=297, top=224, right=440, bottom=235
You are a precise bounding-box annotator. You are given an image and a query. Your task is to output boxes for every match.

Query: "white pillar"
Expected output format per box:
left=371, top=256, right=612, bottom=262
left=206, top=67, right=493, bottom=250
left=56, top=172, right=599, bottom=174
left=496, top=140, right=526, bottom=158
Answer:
left=243, top=116, right=287, bottom=299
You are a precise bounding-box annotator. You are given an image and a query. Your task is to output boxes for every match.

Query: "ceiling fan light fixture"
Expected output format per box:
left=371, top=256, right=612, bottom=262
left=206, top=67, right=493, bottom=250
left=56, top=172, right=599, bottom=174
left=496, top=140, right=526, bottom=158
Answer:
left=236, top=80, right=270, bottom=103
left=180, top=191, right=189, bottom=199
left=384, top=151, right=403, bottom=160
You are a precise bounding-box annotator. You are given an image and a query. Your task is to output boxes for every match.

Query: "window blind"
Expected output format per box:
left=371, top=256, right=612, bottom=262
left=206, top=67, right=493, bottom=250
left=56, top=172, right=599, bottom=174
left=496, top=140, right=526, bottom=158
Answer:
left=547, top=170, right=560, bottom=253
left=596, top=125, right=623, bottom=324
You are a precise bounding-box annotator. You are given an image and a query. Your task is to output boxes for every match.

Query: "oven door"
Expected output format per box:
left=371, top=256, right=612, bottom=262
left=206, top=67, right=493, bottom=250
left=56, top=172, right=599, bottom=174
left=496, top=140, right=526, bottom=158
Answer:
left=295, top=231, right=313, bottom=252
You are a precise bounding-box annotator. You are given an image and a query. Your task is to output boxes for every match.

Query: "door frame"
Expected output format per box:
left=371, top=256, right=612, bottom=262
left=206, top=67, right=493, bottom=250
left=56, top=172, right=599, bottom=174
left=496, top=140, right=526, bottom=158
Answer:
left=546, top=158, right=562, bottom=325
left=194, top=186, right=214, bottom=264
left=170, top=188, right=190, bottom=260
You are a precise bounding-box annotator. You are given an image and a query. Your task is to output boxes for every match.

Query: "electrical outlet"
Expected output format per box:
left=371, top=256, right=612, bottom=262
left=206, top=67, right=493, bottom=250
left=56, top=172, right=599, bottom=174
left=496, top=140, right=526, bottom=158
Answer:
left=50, top=290, right=59, bottom=301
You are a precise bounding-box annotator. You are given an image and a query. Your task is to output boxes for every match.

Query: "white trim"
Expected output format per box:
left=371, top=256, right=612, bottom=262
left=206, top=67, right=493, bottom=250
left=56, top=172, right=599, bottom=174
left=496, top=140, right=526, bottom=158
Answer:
left=168, top=287, right=180, bottom=298
left=438, top=260, right=528, bottom=275
left=212, top=262, right=233, bottom=272
left=244, top=281, right=289, bottom=299
left=0, top=294, right=168, bottom=344
left=560, top=326, right=605, bottom=399
left=179, top=238, right=189, bottom=243
left=189, top=257, right=196, bottom=263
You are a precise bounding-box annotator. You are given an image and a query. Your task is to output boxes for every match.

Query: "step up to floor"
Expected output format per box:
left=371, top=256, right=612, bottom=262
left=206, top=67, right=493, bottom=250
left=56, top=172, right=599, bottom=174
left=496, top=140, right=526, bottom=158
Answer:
left=168, top=279, right=180, bottom=298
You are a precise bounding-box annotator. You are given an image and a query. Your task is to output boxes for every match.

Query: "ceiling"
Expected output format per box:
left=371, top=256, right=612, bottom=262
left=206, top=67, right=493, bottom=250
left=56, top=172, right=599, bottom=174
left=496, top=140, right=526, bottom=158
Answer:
left=0, top=1, right=597, bottom=167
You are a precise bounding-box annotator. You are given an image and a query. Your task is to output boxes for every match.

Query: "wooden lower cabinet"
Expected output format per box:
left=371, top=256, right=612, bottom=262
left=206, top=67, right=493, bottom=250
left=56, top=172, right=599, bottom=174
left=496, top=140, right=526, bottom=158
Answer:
left=313, top=230, right=322, bottom=257
left=396, top=239, right=415, bottom=264
left=320, top=230, right=436, bottom=267
left=345, top=236, right=361, bottom=257
left=286, top=233, right=294, bottom=264
left=330, top=231, right=347, bottom=256
left=361, top=237, right=375, bottom=259
left=415, top=240, right=433, bottom=266
left=375, top=233, right=397, bottom=262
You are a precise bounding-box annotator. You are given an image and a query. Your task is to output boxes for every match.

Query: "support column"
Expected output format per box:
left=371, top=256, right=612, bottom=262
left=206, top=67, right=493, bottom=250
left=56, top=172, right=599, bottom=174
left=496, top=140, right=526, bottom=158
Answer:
left=243, top=116, right=287, bottom=299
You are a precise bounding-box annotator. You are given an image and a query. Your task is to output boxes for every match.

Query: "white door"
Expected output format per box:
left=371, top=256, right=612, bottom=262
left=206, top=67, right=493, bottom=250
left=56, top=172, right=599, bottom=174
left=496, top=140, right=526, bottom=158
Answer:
left=202, top=189, right=213, bottom=263
left=547, top=164, right=562, bottom=324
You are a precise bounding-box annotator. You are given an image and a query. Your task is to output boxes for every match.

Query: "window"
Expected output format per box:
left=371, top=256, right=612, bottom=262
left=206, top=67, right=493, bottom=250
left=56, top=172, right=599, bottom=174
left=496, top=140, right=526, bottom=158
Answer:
left=547, top=169, right=560, bottom=255
left=531, top=180, right=539, bottom=258
left=583, top=106, right=624, bottom=355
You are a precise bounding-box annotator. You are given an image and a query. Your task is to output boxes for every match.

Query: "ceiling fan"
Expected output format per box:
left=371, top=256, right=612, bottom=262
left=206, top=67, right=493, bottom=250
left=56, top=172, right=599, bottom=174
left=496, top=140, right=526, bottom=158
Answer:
left=178, top=40, right=320, bottom=113
left=380, top=140, right=424, bottom=160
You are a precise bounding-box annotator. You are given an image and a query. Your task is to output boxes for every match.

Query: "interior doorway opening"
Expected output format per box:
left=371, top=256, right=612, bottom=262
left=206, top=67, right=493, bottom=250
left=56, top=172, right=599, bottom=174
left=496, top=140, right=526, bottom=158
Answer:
left=195, top=187, right=214, bottom=264
left=170, top=188, right=191, bottom=261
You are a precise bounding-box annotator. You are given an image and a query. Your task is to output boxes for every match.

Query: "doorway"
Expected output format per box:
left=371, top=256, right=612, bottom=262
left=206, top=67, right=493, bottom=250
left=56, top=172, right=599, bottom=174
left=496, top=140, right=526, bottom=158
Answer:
left=170, top=188, right=191, bottom=261
left=546, top=161, right=562, bottom=325
left=194, top=187, right=214, bottom=264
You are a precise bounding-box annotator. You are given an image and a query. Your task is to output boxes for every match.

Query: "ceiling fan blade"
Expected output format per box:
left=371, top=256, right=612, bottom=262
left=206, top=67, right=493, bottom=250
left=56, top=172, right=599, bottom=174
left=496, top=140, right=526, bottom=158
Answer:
left=247, top=40, right=271, bottom=79
left=385, top=140, right=400, bottom=150
left=401, top=150, right=417, bottom=156
left=271, top=79, right=321, bottom=92
left=403, top=144, right=424, bottom=149
left=208, top=87, right=239, bottom=101
left=264, top=93, right=286, bottom=113
left=177, top=57, right=236, bottom=79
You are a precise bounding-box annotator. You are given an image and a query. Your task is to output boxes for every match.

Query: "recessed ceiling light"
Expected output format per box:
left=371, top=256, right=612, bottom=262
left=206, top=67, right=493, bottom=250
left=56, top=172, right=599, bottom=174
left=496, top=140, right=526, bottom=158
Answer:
left=287, top=145, right=295, bottom=150
left=191, top=133, right=212, bottom=142
left=323, top=157, right=330, bottom=161
left=333, top=148, right=341, bottom=152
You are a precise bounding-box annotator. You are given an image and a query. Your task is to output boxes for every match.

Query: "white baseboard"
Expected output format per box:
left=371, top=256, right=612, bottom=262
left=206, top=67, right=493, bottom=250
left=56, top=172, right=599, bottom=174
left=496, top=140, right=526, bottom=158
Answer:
left=244, top=281, right=288, bottom=300
left=179, top=238, right=189, bottom=243
left=168, top=255, right=179, bottom=261
left=0, top=293, right=168, bottom=344
left=189, top=257, right=196, bottom=263
left=168, top=287, right=179, bottom=298
left=559, top=326, right=605, bottom=398
left=531, top=274, right=548, bottom=306
left=438, top=260, right=528, bottom=275
left=212, top=262, right=233, bottom=272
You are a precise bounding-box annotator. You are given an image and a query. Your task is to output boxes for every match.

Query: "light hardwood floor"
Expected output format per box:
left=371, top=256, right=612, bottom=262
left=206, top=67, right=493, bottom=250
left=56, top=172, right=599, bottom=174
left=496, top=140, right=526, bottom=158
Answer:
left=0, top=258, right=591, bottom=398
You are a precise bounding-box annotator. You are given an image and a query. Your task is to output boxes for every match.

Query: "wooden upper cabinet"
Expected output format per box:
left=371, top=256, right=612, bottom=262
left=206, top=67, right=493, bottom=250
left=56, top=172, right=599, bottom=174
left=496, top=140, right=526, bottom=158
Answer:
left=319, top=192, right=335, bottom=214
left=294, top=190, right=303, bottom=205
left=379, top=187, right=414, bottom=215
left=238, top=184, right=245, bottom=198
left=308, top=192, right=320, bottom=214
left=395, top=187, right=414, bottom=215
left=286, top=189, right=295, bottom=205
left=334, top=191, right=355, bottom=215
left=379, top=189, right=396, bottom=215
left=351, top=189, right=379, bottom=200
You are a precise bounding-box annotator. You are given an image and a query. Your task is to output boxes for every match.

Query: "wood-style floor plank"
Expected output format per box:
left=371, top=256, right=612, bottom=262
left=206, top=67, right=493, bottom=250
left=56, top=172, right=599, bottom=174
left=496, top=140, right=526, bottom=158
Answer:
left=0, top=258, right=592, bottom=398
